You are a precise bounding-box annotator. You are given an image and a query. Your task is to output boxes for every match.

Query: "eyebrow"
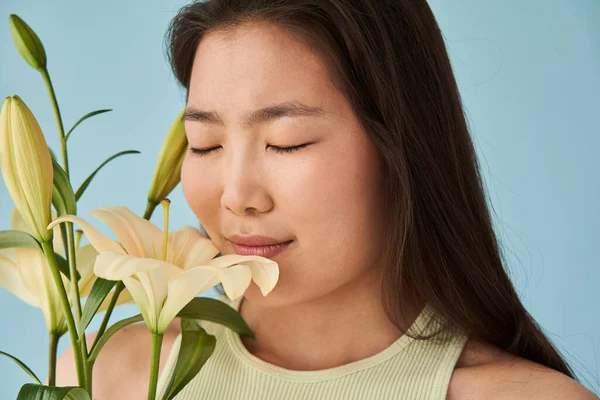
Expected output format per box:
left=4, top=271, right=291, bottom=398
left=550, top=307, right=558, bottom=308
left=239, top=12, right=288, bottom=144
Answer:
left=182, top=100, right=327, bottom=129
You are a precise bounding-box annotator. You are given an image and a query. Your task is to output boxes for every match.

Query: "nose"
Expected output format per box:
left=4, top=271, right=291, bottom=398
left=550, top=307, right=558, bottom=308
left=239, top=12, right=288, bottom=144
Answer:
left=220, top=145, right=273, bottom=216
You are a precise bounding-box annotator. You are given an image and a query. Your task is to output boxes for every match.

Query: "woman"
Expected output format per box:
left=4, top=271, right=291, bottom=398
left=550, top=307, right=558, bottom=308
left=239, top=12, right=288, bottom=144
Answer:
left=57, top=0, right=597, bottom=398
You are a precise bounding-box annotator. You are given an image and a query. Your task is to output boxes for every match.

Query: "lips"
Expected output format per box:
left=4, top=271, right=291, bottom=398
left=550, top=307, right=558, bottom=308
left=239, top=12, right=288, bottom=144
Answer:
left=230, top=240, right=292, bottom=258
left=227, top=234, right=292, bottom=246
left=227, top=234, right=293, bottom=258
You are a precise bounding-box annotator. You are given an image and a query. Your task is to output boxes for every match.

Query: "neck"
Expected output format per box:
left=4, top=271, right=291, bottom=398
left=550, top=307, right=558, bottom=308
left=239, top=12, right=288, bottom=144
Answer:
left=238, top=270, right=420, bottom=371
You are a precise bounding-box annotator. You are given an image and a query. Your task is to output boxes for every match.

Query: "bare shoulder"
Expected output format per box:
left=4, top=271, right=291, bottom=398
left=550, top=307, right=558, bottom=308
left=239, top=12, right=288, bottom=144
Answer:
left=447, top=338, right=598, bottom=400
left=55, top=318, right=182, bottom=399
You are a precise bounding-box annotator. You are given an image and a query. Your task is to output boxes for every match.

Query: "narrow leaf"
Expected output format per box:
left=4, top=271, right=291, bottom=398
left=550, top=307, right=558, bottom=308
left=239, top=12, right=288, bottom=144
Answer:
left=0, top=230, right=40, bottom=250
left=58, top=223, right=69, bottom=268
left=55, top=253, right=80, bottom=281
left=51, top=159, right=77, bottom=216
left=74, top=150, right=141, bottom=202
left=0, top=230, right=79, bottom=280
left=88, top=314, right=144, bottom=362
left=17, top=383, right=90, bottom=400
left=79, top=278, right=117, bottom=332
left=161, top=319, right=216, bottom=400
left=49, top=147, right=59, bottom=163
left=50, top=158, right=71, bottom=257
left=0, top=350, right=42, bottom=384
left=65, top=109, right=112, bottom=142
left=176, top=297, right=254, bottom=338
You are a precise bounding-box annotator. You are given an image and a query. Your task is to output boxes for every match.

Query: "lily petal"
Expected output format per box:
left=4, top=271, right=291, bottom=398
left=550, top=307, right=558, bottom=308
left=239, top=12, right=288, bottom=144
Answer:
left=89, top=207, right=163, bottom=258
left=122, top=275, right=155, bottom=330
left=75, top=244, right=100, bottom=297
left=93, top=251, right=178, bottom=281
left=167, top=226, right=220, bottom=269
left=14, top=247, right=64, bottom=332
left=236, top=259, right=279, bottom=296
left=208, top=254, right=279, bottom=296
left=136, top=265, right=179, bottom=332
left=10, top=207, right=29, bottom=233
left=157, top=263, right=252, bottom=332
left=0, top=248, right=38, bottom=307
left=48, top=214, right=124, bottom=254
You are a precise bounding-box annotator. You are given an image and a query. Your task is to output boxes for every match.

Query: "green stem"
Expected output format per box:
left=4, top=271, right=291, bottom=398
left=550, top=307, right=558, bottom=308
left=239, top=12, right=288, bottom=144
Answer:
left=48, top=333, right=59, bottom=386
left=40, top=66, right=88, bottom=389
left=41, top=241, right=85, bottom=386
left=40, top=68, right=69, bottom=179
left=83, top=281, right=124, bottom=397
left=65, top=222, right=90, bottom=388
left=84, top=280, right=125, bottom=395
left=65, top=224, right=83, bottom=323
left=84, top=360, right=93, bottom=395
left=147, top=333, right=164, bottom=400
left=143, top=200, right=158, bottom=220
left=92, top=282, right=124, bottom=350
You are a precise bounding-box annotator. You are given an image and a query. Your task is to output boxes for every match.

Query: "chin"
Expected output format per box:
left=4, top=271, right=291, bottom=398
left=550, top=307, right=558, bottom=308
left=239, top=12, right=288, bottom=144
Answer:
left=243, top=279, right=320, bottom=310
left=242, top=281, right=292, bottom=308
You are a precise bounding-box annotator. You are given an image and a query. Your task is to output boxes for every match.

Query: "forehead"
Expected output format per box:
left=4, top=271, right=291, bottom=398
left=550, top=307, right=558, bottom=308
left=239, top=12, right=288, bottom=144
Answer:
left=187, top=22, right=339, bottom=113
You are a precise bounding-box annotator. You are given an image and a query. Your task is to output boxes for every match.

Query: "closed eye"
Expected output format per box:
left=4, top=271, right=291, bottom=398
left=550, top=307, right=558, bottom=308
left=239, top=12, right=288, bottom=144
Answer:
left=270, top=143, right=312, bottom=154
left=188, top=143, right=312, bottom=157
left=188, top=146, right=220, bottom=157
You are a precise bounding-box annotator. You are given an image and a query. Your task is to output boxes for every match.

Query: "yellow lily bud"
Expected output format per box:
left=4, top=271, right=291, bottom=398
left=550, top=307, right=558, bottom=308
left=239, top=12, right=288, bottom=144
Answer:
left=0, top=96, right=54, bottom=242
left=147, top=109, right=187, bottom=205
left=8, top=14, right=47, bottom=71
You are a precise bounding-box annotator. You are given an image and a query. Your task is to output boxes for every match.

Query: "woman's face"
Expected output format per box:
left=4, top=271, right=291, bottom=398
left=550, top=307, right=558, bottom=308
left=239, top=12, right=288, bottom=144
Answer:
left=181, top=22, right=385, bottom=307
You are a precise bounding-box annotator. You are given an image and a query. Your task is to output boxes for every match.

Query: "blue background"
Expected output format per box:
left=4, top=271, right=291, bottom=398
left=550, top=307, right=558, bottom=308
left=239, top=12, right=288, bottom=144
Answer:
left=0, top=0, right=598, bottom=397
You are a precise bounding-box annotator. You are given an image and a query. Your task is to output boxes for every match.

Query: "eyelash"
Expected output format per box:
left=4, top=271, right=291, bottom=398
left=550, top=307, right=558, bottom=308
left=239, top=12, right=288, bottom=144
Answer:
left=189, top=143, right=311, bottom=157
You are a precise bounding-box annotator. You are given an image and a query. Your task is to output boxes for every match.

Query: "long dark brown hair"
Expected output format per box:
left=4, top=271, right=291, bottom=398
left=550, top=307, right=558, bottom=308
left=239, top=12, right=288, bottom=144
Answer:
left=164, top=0, right=577, bottom=379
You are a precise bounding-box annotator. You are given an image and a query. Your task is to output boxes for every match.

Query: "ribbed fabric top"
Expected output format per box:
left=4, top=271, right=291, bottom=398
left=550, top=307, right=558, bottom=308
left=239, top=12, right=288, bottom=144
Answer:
left=156, top=295, right=468, bottom=399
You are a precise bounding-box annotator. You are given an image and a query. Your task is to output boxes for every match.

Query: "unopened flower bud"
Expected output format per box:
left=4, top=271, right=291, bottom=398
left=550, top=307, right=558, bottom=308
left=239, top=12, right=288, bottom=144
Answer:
left=0, top=96, right=54, bottom=242
left=147, top=108, right=187, bottom=205
left=8, top=14, right=47, bottom=71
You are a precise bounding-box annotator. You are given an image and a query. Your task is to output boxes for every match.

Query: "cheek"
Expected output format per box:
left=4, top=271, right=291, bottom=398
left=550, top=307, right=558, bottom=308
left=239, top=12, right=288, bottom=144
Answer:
left=181, top=157, right=201, bottom=213
left=181, top=157, right=221, bottom=236
left=276, top=140, right=382, bottom=259
left=269, top=145, right=382, bottom=303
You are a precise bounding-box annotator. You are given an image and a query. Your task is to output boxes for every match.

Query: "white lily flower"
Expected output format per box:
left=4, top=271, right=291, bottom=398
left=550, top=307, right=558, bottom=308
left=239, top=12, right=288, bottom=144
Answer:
left=47, top=205, right=279, bottom=334
left=0, top=208, right=133, bottom=334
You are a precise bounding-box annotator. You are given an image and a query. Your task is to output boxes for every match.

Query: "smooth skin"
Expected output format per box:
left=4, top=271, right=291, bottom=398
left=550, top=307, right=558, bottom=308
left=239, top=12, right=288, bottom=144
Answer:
left=56, top=21, right=597, bottom=399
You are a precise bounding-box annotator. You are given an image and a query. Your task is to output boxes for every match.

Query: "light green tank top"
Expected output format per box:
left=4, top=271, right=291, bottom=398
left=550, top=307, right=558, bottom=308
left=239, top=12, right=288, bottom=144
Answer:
left=156, top=295, right=468, bottom=399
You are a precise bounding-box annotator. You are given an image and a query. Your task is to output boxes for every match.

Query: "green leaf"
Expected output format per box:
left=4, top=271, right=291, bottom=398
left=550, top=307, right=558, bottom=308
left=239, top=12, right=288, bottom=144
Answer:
left=176, top=297, right=254, bottom=338
left=0, top=350, right=42, bottom=384
left=160, top=319, right=216, bottom=400
left=17, top=384, right=90, bottom=400
left=58, top=223, right=69, bottom=270
left=65, top=109, right=112, bottom=142
left=49, top=147, right=59, bottom=164
left=54, top=253, right=80, bottom=281
left=79, top=278, right=117, bottom=332
left=46, top=153, right=70, bottom=259
left=0, top=230, right=40, bottom=250
left=51, top=159, right=77, bottom=216
left=0, top=230, right=79, bottom=280
left=74, top=150, right=141, bottom=202
left=88, top=314, right=144, bottom=363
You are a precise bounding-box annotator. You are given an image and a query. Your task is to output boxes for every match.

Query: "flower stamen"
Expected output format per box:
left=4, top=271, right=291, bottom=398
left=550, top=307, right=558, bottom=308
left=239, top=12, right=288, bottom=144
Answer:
left=161, top=199, right=171, bottom=262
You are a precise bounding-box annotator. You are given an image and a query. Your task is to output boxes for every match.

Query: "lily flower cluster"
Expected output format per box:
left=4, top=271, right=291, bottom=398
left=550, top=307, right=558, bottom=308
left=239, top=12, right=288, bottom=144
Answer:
left=0, top=14, right=279, bottom=400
